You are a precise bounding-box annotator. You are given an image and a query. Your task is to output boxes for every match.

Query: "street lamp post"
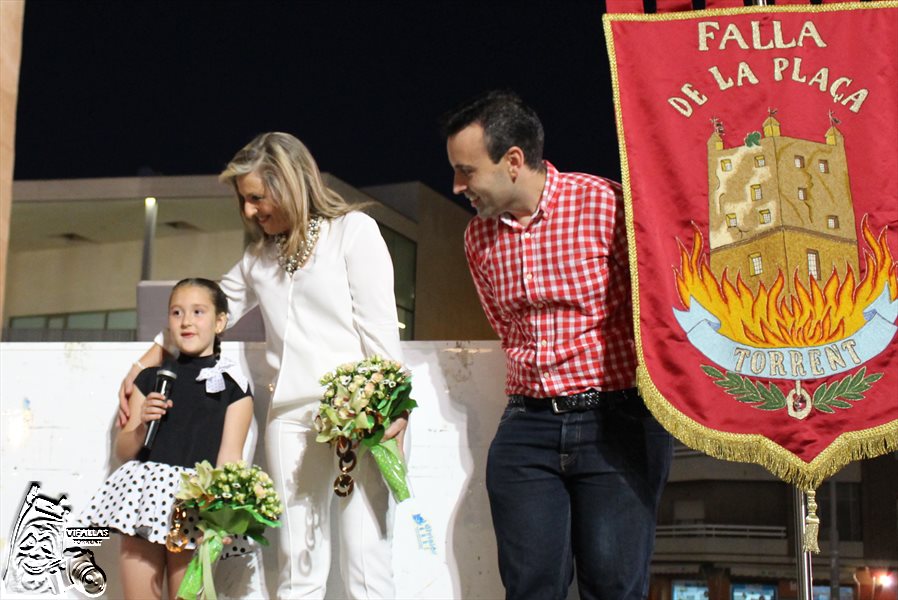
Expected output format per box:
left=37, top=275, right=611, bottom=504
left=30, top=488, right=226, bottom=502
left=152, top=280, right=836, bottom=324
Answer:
left=141, top=196, right=157, bottom=281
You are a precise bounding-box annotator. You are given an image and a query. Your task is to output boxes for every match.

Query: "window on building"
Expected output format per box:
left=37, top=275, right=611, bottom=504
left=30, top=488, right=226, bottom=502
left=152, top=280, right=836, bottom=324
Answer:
left=731, top=583, right=778, bottom=600
left=66, top=312, right=106, bottom=329
left=720, top=159, right=733, bottom=172
left=818, top=159, right=829, bottom=173
left=750, top=185, right=762, bottom=201
left=759, top=209, right=771, bottom=224
left=812, top=586, right=854, bottom=600
left=5, top=309, right=138, bottom=341
left=815, top=482, right=863, bottom=542
left=377, top=224, right=417, bottom=341
left=673, top=581, right=710, bottom=600
left=798, top=188, right=808, bottom=201
left=750, top=253, right=763, bottom=276
left=808, top=250, right=820, bottom=280
left=754, top=155, right=766, bottom=167
left=827, top=215, right=840, bottom=229
left=726, top=213, right=737, bottom=227
left=795, top=155, right=805, bottom=168
left=672, top=500, right=705, bottom=524
left=8, top=316, right=46, bottom=330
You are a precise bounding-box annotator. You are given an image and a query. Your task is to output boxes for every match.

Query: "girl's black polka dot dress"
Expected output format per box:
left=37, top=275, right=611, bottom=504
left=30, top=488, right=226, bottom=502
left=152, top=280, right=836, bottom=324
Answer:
left=79, top=460, right=192, bottom=545
left=77, top=354, right=254, bottom=557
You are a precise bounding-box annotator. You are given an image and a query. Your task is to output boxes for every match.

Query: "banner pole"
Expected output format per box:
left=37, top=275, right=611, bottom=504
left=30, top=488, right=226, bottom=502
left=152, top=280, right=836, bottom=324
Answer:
left=747, top=0, right=812, bottom=594
left=793, top=486, right=814, bottom=599
left=829, top=480, right=841, bottom=599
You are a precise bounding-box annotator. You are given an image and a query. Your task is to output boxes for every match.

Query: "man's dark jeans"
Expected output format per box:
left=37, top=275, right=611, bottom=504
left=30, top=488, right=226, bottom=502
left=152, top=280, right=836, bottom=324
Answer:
left=486, top=390, right=672, bottom=600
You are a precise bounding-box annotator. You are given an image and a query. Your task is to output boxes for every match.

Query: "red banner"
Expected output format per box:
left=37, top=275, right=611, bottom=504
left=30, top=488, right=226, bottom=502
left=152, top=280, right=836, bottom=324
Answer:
left=605, top=2, right=898, bottom=488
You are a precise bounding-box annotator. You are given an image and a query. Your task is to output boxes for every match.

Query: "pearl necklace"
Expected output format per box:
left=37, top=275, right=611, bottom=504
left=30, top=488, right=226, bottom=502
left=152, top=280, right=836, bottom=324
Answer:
left=275, top=216, right=322, bottom=275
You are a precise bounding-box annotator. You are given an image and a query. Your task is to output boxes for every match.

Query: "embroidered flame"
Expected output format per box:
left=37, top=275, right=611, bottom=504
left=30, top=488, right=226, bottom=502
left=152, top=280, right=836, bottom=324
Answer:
left=675, top=217, right=898, bottom=348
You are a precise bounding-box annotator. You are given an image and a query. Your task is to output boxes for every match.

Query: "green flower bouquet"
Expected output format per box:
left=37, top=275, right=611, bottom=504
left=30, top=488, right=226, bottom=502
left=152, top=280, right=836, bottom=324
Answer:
left=168, top=460, right=283, bottom=600
left=316, top=355, right=417, bottom=502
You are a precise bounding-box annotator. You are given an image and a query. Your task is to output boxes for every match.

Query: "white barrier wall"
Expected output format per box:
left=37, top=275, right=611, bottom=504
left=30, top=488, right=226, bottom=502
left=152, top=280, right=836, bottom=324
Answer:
left=0, top=341, right=508, bottom=599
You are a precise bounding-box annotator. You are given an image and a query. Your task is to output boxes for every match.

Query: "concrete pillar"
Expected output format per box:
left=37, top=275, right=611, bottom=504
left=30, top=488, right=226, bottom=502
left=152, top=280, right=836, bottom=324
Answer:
left=705, top=566, right=730, bottom=600
left=0, top=0, right=26, bottom=322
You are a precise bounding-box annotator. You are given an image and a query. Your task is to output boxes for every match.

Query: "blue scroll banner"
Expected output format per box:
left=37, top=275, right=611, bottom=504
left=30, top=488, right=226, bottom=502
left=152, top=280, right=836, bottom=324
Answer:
left=673, top=288, right=898, bottom=380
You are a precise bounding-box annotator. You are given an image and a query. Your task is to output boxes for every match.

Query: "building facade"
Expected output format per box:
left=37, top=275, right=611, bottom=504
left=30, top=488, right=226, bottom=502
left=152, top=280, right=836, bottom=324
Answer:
left=3, top=174, right=494, bottom=343
left=649, top=445, right=897, bottom=600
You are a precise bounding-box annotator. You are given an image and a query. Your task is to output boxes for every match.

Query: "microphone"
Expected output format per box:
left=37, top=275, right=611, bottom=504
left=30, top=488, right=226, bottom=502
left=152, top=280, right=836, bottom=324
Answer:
left=143, top=362, right=178, bottom=450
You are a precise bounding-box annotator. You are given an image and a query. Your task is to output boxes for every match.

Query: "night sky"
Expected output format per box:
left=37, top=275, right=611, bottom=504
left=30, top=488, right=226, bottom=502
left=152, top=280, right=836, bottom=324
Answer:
left=14, top=1, right=620, bottom=203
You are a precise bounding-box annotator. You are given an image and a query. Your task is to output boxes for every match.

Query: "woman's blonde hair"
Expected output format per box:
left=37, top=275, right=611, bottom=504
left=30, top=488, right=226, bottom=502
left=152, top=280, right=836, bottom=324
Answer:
left=219, top=132, right=359, bottom=256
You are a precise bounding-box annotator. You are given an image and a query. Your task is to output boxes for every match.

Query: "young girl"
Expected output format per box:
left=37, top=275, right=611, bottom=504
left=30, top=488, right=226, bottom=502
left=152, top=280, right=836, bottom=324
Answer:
left=80, top=278, right=253, bottom=600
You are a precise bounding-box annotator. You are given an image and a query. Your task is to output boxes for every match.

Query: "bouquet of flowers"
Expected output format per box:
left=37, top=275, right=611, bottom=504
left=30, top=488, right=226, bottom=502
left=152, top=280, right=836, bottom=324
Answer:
left=316, top=355, right=417, bottom=502
left=167, top=460, right=283, bottom=600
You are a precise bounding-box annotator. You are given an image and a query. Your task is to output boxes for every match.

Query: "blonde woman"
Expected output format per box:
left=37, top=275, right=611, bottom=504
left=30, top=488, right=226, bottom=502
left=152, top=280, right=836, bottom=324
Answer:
left=119, top=132, right=405, bottom=599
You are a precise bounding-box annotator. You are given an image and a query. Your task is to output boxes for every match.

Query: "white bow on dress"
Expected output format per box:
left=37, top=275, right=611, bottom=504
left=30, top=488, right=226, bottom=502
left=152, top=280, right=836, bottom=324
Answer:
left=195, top=356, right=250, bottom=394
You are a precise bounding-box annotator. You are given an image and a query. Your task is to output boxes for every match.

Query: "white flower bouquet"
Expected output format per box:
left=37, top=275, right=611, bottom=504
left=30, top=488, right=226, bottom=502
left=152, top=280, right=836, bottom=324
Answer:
left=168, top=460, right=283, bottom=600
left=315, top=355, right=417, bottom=501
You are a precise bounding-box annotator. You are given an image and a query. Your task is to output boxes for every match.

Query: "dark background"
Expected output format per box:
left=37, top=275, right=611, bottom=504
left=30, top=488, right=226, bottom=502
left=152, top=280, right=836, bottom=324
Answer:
left=14, top=0, right=622, bottom=203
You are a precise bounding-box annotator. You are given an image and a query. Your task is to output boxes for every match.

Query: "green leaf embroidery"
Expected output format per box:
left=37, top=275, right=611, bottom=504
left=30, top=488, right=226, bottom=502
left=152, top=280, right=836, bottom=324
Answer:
left=700, top=366, right=881, bottom=414
left=701, top=366, right=785, bottom=409
left=812, top=367, right=881, bottom=412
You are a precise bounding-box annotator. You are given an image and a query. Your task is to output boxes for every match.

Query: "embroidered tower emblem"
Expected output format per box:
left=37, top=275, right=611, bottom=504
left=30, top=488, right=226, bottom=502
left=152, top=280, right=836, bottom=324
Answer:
left=673, top=114, right=897, bottom=420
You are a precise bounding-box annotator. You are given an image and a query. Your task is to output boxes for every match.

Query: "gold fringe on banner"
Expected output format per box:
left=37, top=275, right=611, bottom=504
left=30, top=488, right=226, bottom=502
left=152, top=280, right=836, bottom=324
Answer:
left=637, top=367, right=898, bottom=489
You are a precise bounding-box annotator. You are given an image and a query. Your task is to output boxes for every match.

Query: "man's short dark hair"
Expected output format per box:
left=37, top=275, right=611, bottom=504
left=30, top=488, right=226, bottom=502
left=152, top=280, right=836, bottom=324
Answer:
left=440, top=90, right=545, bottom=171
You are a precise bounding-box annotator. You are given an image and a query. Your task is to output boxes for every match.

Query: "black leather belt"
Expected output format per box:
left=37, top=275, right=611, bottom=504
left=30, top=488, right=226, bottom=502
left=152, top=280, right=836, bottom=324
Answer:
left=508, top=388, right=635, bottom=414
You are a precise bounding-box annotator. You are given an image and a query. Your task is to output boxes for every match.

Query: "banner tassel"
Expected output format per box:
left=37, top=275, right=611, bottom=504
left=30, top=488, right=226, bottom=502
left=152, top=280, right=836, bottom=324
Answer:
left=802, top=489, right=820, bottom=554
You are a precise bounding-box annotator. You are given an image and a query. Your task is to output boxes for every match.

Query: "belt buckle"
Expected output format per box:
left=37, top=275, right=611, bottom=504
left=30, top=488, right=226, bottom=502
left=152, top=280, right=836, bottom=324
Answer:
left=551, top=397, right=570, bottom=414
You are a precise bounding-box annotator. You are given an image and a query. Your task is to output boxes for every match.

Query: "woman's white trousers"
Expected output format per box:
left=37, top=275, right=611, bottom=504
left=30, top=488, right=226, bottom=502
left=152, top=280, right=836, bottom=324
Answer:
left=266, top=417, right=394, bottom=599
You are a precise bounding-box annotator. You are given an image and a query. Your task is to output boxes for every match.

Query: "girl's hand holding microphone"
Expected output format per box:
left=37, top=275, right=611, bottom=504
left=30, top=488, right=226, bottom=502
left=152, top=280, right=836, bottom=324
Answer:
left=141, top=391, right=173, bottom=425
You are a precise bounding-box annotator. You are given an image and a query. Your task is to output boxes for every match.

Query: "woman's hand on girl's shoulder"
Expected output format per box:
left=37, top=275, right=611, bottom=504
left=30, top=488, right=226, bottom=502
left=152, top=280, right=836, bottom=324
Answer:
left=117, top=362, right=143, bottom=427
left=119, top=344, right=166, bottom=427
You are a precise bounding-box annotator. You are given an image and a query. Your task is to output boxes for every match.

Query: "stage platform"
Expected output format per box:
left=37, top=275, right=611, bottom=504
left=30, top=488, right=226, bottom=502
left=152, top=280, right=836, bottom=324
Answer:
left=1, top=341, right=514, bottom=599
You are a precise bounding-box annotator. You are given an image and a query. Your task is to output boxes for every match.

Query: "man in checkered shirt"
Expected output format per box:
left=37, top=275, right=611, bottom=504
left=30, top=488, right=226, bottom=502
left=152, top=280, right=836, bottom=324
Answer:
left=442, top=91, right=672, bottom=600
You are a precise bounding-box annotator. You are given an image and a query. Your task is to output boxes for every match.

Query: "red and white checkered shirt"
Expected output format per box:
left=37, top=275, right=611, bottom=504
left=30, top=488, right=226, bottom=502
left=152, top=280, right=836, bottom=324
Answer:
left=464, top=162, right=637, bottom=397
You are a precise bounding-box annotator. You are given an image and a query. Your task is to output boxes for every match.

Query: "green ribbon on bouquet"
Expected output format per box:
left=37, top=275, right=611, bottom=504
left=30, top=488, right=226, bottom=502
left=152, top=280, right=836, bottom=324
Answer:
left=367, top=437, right=410, bottom=502
left=177, top=525, right=224, bottom=600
